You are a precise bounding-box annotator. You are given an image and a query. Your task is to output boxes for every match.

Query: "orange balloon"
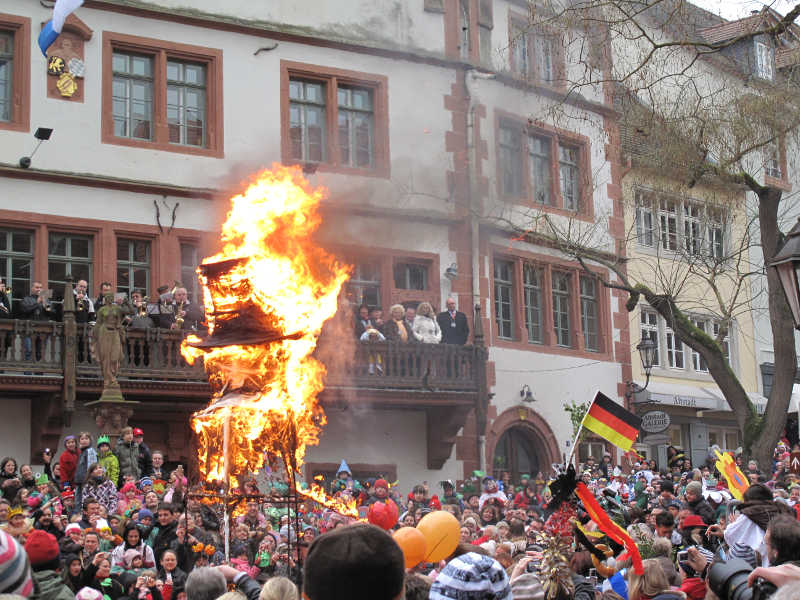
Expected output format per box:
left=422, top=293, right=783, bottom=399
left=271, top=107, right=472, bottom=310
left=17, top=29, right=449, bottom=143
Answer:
left=393, top=526, right=427, bottom=569
left=416, top=510, right=460, bottom=562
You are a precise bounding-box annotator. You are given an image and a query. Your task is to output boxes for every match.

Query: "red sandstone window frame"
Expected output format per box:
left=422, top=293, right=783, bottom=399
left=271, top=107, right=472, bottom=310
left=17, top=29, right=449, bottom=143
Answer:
left=280, top=60, right=390, bottom=179
left=495, top=112, right=593, bottom=221
left=490, top=248, right=612, bottom=360
left=764, top=136, right=792, bottom=192
left=0, top=13, right=31, bottom=133
left=101, top=31, right=224, bottom=158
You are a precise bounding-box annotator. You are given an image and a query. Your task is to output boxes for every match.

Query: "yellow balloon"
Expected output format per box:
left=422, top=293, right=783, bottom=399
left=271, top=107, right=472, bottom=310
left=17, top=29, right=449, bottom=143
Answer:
left=416, top=510, right=460, bottom=562
left=393, top=526, right=428, bottom=569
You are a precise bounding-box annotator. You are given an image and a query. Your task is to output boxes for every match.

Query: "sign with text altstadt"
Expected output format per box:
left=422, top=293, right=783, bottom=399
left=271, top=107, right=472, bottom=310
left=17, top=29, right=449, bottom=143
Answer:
left=791, top=452, right=800, bottom=475
left=640, top=410, right=671, bottom=434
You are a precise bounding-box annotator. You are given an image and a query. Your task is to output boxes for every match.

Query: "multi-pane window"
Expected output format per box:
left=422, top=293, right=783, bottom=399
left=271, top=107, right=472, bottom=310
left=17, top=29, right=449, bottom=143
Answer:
left=289, top=79, right=327, bottom=163
left=167, top=61, right=206, bottom=147
left=510, top=23, right=529, bottom=76
left=117, top=238, right=151, bottom=298
left=112, top=53, right=154, bottom=140
left=765, top=143, right=782, bottom=179
left=665, top=324, right=684, bottom=369
left=712, top=321, right=730, bottom=363
left=552, top=271, right=571, bottom=347
left=499, top=123, right=523, bottom=196
left=636, top=189, right=727, bottom=258
left=393, top=263, right=427, bottom=290
left=755, top=41, right=774, bottom=80
left=522, top=264, right=543, bottom=343
left=529, top=136, right=552, bottom=206
left=534, top=34, right=557, bottom=83
left=180, top=243, right=199, bottom=303
left=494, top=260, right=514, bottom=339
left=0, top=32, right=12, bottom=122
left=0, top=229, right=33, bottom=313
left=691, top=318, right=709, bottom=372
left=580, top=276, right=598, bottom=351
left=345, top=261, right=380, bottom=308
left=48, top=233, right=92, bottom=302
left=659, top=198, right=678, bottom=251
left=559, top=144, right=580, bottom=211
left=285, top=66, right=386, bottom=173
left=338, top=86, right=374, bottom=169
left=636, top=192, right=655, bottom=247
left=684, top=203, right=703, bottom=255
left=640, top=309, right=660, bottom=366
left=459, top=0, right=471, bottom=60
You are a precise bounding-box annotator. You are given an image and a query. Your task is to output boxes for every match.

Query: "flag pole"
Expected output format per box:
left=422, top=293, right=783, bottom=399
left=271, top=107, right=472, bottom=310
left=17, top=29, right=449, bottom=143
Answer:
left=566, top=394, right=596, bottom=467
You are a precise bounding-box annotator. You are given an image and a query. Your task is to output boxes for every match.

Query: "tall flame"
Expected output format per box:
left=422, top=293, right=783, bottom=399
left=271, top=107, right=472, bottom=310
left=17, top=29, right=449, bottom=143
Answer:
left=182, top=165, right=356, bottom=515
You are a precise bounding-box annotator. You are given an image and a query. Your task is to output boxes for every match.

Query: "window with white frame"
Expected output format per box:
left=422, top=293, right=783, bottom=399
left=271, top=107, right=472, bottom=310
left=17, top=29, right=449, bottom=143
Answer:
left=494, top=259, right=514, bottom=339
left=640, top=309, right=660, bottom=366
left=580, top=276, right=598, bottom=351
left=708, top=428, right=740, bottom=452
left=712, top=321, right=730, bottom=363
left=636, top=191, right=655, bottom=247
left=523, top=263, right=543, bottom=344
left=529, top=135, right=552, bottom=206
left=665, top=323, right=684, bottom=369
left=755, top=41, right=774, bottom=80
left=635, top=189, right=727, bottom=258
left=765, top=142, right=782, bottom=179
left=510, top=22, right=529, bottom=76
left=344, top=261, right=381, bottom=308
left=691, top=318, right=709, bottom=372
left=559, top=144, right=580, bottom=211
left=552, top=271, right=572, bottom=347
left=659, top=198, right=679, bottom=251
left=499, top=123, right=523, bottom=197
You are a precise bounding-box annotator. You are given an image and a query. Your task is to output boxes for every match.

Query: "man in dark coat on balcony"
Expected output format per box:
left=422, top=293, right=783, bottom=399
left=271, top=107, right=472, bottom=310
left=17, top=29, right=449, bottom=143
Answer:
left=437, top=297, right=469, bottom=345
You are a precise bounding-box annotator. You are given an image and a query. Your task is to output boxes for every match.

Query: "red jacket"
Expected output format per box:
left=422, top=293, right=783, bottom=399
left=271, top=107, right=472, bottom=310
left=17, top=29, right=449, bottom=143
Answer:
left=59, top=448, right=79, bottom=487
left=680, top=578, right=706, bottom=600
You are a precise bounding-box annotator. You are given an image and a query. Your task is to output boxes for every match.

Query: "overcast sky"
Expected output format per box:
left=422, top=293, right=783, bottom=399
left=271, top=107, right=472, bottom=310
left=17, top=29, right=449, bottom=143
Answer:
left=690, top=0, right=798, bottom=19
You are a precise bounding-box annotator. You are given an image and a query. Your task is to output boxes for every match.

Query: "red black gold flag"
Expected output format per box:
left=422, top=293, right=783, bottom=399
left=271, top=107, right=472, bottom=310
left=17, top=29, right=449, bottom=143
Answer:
left=576, top=482, right=644, bottom=575
left=583, top=392, right=641, bottom=451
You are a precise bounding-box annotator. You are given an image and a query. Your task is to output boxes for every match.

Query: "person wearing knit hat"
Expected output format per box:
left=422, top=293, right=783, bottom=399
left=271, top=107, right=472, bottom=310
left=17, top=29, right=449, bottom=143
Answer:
left=685, top=480, right=715, bottom=525
left=0, top=529, right=33, bottom=596
left=304, top=523, right=404, bottom=600
left=76, top=586, right=104, bottom=600
left=25, top=529, right=75, bottom=600
left=510, top=572, right=545, bottom=600
left=429, top=552, right=512, bottom=600
left=1, top=506, right=31, bottom=543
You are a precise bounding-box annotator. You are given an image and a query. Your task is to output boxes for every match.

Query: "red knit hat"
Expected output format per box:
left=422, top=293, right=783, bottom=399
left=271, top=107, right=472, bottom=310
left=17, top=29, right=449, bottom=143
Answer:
left=681, top=514, right=707, bottom=529
left=24, top=530, right=59, bottom=567
left=374, top=479, right=389, bottom=490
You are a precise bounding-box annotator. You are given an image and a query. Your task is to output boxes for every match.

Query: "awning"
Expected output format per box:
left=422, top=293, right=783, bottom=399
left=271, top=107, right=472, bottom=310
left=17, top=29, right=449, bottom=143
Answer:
left=633, top=382, right=769, bottom=414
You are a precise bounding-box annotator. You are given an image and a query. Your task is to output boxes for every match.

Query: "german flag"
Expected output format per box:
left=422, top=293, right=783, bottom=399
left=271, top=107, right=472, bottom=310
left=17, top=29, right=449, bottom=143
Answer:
left=583, top=392, right=641, bottom=451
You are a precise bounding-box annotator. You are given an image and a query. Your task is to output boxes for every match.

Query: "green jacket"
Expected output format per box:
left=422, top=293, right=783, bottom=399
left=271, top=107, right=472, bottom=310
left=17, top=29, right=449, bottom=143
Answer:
left=32, top=569, right=75, bottom=600
left=115, top=440, right=141, bottom=481
left=98, top=449, right=120, bottom=487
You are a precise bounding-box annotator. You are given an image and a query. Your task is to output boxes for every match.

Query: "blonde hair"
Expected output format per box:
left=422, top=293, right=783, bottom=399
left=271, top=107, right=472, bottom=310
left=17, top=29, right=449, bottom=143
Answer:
left=627, top=559, right=670, bottom=600
left=259, top=577, right=298, bottom=600
left=389, top=304, right=405, bottom=320
left=416, top=302, right=433, bottom=317
left=218, top=593, right=247, bottom=600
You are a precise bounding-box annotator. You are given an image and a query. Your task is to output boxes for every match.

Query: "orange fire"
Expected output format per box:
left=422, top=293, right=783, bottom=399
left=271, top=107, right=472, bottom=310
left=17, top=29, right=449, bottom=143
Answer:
left=181, top=165, right=357, bottom=516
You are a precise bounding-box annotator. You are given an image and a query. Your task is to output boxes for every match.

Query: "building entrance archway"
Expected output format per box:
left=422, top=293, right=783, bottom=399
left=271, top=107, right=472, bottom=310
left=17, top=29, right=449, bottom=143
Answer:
left=486, top=406, right=561, bottom=483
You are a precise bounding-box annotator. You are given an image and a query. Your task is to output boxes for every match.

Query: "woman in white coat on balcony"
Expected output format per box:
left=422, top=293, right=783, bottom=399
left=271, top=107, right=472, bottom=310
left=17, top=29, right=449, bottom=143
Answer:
left=412, top=302, right=442, bottom=344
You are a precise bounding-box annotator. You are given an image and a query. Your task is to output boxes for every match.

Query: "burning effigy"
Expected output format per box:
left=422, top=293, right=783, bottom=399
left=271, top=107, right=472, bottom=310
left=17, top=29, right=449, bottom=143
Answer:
left=181, top=165, right=357, bottom=518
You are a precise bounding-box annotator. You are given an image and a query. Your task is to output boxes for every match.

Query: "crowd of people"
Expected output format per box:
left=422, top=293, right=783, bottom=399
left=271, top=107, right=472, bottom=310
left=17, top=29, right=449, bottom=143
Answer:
left=0, top=278, right=204, bottom=332
left=354, top=297, right=470, bottom=346
left=1, top=433, right=800, bottom=600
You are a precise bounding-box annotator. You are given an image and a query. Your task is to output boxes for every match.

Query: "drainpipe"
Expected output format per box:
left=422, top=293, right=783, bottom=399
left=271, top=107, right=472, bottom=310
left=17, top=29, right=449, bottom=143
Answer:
left=464, top=68, right=495, bottom=473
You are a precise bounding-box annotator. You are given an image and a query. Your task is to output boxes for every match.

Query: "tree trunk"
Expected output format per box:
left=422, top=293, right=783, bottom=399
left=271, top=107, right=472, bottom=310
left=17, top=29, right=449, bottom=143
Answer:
left=751, top=188, right=797, bottom=469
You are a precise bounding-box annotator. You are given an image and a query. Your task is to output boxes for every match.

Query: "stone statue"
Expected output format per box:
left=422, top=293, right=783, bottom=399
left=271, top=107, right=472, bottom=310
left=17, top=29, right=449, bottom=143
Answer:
left=93, top=293, right=126, bottom=391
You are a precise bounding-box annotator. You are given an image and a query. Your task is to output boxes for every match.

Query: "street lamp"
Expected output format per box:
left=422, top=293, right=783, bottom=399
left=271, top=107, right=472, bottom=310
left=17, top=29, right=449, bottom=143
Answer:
left=770, top=218, right=800, bottom=330
left=628, top=338, right=656, bottom=399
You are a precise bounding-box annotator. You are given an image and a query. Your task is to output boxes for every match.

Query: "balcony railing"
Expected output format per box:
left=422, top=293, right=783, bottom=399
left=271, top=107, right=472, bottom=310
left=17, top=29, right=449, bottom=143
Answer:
left=0, top=319, right=484, bottom=394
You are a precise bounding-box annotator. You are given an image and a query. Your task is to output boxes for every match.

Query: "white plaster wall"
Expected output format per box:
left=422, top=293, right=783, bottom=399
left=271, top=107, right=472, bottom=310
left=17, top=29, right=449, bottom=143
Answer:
left=1, top=3, right=456, bottom=215
left=0, top=398, right=31, bottom=464
left=489, top=346, right=623, bottom=453
left=305, top=407, right=463, bottom=487
left=140, top=0, right=446, bottom=54
left=0, top=178, right=221, bottom=231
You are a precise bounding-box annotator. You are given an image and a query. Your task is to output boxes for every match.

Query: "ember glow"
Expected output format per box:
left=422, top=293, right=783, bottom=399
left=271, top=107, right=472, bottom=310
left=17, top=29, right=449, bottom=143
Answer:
left=181, top=165, right=357, bottom=516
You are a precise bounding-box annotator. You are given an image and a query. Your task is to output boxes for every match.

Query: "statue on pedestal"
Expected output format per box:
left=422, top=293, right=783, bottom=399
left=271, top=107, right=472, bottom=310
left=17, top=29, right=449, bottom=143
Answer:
left=93, top=293, right=126, bottom=402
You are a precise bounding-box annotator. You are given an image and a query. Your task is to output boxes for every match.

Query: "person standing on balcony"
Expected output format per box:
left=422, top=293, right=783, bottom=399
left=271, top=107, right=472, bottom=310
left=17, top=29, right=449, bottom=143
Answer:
left=412, top=302, right=441, bottom=344
left=74, top=280, right=96, bottom=319
left=437, top=297, right=469, bottom=345
left=94, top=282, right=112, bottom=311
left=0, top=278, right=11, bottom=316
left=354, top=304, right=371, bottom=339
left=162, top=287, right=203, bottom=331
left=403, top=305, right=418, bottom=342
left=384, top=304, right=413, bottom=343
left=20, top=282, right=58, bottom=361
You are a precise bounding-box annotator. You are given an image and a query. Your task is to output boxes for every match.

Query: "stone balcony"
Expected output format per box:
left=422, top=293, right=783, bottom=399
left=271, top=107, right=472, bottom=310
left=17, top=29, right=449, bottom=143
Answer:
left=0, top=317, right=488, bottom=468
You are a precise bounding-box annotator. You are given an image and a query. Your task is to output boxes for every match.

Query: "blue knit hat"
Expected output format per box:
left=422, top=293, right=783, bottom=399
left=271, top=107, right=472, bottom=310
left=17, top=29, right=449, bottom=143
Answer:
left=429, top=552, right=512, bottom=600
left=137, top=508, right=154, bottom=522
